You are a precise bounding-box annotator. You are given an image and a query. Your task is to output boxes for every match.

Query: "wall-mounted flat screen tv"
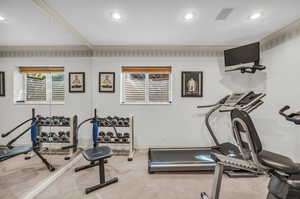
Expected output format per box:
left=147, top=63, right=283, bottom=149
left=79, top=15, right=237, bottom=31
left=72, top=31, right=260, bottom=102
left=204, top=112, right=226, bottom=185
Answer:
left=224, top=42, right=260, bottom=67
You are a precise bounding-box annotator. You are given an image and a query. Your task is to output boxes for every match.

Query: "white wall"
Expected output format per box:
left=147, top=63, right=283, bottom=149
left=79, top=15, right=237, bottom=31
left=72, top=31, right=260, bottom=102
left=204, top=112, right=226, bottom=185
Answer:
left=0, top=57, right=93, bottom=146
left=257, top=35, right=300, bottom=162
left=91, top=56, right=254, bottom=148
left=0, top=55, right=252, bottom=148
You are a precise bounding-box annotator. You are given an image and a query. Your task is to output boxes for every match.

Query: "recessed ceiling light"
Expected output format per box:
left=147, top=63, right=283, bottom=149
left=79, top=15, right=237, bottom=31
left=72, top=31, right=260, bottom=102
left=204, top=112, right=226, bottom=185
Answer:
left=112, top=12, right=121, bottom=21
left=250, top=12, right=262, bottom=20
left=184, top=12, right=194, bottom=21
left=0, top=15, right=5, bottom=21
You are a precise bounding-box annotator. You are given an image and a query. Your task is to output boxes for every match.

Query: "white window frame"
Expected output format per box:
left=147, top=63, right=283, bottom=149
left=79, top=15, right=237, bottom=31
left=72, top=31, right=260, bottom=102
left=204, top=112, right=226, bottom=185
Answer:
left=120, top=71, right=172, bottom=105
left=15, top=71, right=65, bottom=105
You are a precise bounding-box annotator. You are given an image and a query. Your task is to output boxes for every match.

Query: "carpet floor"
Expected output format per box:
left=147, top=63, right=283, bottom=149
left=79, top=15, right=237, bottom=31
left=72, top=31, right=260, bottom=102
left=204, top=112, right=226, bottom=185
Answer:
left=35, top=151, right=269, bottom=199
left=0, top=153, right=72, bottom=199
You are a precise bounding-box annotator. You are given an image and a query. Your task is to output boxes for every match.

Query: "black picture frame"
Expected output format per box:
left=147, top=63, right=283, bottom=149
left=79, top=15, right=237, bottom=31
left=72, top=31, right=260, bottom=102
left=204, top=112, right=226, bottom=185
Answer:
left=69, top=72, right=85, bottom=93
left=0, top=72, right=5, bottom=97
left=99, top=72, right=115, bottom=93
left=181, top=71, right=203, bottom=97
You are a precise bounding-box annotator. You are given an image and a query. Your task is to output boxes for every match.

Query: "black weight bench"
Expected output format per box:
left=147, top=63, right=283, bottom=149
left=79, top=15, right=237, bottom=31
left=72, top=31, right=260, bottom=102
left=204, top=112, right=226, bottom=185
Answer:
left=80, top=146, right=118, bottom=194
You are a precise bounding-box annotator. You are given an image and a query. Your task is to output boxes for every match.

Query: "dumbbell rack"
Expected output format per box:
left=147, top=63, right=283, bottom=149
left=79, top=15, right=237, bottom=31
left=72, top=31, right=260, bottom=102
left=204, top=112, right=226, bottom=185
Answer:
left=99, top=115, right=135, bottom=161
left=37, top=115, right=78, bottom=159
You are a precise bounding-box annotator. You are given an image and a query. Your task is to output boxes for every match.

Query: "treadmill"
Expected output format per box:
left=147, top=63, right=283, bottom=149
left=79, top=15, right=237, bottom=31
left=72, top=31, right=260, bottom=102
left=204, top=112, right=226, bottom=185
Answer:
left=148, top=91, right=266, bottom=175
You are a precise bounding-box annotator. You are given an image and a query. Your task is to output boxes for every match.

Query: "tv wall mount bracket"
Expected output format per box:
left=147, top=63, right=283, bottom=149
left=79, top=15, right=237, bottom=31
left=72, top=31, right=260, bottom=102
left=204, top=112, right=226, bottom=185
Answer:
left=225, top=64, right=266, bottom=74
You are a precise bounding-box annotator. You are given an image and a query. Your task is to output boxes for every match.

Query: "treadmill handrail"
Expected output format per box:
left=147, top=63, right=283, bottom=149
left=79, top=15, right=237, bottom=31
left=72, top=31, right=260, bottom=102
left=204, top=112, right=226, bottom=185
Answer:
left=197, top=103, right=219, bottom=109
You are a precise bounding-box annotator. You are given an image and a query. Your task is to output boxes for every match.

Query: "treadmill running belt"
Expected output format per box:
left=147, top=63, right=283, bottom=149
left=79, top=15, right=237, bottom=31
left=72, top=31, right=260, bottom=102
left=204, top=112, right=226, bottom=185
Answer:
left=150, top=150, right=215, bottom=164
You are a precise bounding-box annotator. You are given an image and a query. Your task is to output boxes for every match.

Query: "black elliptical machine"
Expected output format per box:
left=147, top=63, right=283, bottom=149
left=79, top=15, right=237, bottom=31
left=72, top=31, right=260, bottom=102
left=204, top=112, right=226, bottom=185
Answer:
left=201, top=106, right=300, bottom=199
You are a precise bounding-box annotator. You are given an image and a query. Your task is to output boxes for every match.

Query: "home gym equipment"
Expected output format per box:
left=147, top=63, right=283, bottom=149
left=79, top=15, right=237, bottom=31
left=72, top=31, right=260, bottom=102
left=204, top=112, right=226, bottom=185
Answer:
left=73, top=109, right=119, bottom=194
left=201, top=108, right=300, bottom=199
left=148, top=91, right=266, bottom=174
left=35, top=115, right=78, bottom=160
left=0, top=109, right=55, bottom=171
left=97, top=115, right=134, bottom=161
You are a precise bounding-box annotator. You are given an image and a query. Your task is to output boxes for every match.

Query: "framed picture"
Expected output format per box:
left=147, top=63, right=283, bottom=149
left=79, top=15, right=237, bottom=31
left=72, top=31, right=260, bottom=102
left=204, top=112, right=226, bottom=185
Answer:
left=69, top=72, right=85, bottom=93
left=0, top=72, right=5, bottom=97
left=181, top=71, right=203, bottom=97
left=99, top=72, right=115, bottom=93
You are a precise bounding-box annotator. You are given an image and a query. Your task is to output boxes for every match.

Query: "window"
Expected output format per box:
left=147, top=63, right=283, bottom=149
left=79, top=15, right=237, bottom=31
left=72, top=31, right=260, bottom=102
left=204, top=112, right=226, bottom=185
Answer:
left=121, top=67, right=172, bottom=104
left=14, top=67, right=65, bottom=104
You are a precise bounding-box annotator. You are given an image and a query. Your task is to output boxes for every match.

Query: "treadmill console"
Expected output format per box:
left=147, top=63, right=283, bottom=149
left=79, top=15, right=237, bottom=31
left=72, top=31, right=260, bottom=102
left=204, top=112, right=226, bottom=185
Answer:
left=224, top=93, right=249, bottom=106
left=221, top=91, right=266, bottom=113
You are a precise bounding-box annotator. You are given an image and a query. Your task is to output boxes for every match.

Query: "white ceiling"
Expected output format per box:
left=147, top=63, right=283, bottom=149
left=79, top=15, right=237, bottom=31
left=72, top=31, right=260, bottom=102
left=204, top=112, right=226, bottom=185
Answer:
left=1, top=0, right=300, bottom=46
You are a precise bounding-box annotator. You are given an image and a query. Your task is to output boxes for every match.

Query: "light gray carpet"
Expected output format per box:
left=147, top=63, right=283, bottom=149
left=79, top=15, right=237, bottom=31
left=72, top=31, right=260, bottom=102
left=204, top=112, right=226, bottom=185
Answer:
left=36, top=151, right=269, bottom=199
left=0, top=154, right=71, bottom=199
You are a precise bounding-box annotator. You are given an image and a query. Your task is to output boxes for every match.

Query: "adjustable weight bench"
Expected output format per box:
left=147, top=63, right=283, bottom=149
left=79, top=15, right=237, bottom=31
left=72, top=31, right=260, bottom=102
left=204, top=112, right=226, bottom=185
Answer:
left=82, top=146, right=118, bottom=194
left=75, top=109, right=119, bottom=194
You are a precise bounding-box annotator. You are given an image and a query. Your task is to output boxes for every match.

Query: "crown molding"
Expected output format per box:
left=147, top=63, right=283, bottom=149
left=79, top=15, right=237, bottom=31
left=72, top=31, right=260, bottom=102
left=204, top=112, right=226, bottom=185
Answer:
left=0, top=46, right=93, bottom=57
left=92, top=46, right=231, bottom=57
left=0, top=45, right=233, bottom=57
left=260, top=18, right=300, bottom=51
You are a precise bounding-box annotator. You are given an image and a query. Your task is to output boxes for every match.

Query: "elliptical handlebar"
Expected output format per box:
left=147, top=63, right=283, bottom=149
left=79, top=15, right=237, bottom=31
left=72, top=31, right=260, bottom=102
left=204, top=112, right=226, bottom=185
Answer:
left=279, top=105, right=290, bottom=117
left=1, top=118, right=33, bottom=138
left=6, top=120, right=38, bottom=149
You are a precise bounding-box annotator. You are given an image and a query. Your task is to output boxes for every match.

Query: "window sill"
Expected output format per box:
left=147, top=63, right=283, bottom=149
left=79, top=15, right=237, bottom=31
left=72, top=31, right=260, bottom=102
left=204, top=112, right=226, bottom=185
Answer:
left=14, top=101, right=65, bottom=105
left=120, top=102, right=172, bottom=105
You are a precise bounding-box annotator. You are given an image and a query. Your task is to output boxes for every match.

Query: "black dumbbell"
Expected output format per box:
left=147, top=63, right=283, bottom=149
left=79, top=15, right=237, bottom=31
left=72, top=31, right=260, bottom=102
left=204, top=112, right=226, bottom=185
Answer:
left=49, top=132, right=56, bottom=137
left=124, top=132, right=130, bottom=138
left=118, top=121, right=124, bottom=126
left=103, top=136, right=110, bottom=142
left=122, top=138, right=128, bottom=143
left=45, top=118, right=51, bottom=125
left=107, top=131, right=114, bottom=137
left=53, top=119, right=60, bottom=125
left=58, top=131, right=65, bottom=137
left=123, top=118, right=130, bottom=126
left=41, top=137, right=48, bottom=142
left=53, top=135, right=59, bottom=142
left=99, top=131, right=105, bottom=137
left=61, top=118, right=70, bottom=126
left=113, top=138, right=120, bottom=143
left=61, top=136, right=69, bottom=142
left=112, top=119, right=118, bottom=126
left=117, top=133, right=123, bottom=138
left=65, top=131, right=70, bottom=137
left=41, top=131, right=48, bottom=137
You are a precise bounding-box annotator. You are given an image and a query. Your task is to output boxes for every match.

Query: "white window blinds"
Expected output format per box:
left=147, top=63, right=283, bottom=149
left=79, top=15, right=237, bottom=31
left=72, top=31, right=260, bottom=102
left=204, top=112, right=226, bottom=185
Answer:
left=124, top=73, right=146, bottom=103
left=121, top=67, right=172, bottom=104
left=26, top=73, right=47, bottom=102
left=149, top=74, right=170, bottom=103
left=15, top=67, right=65, bottom=104
left=51, top=73, right=65, bottom=102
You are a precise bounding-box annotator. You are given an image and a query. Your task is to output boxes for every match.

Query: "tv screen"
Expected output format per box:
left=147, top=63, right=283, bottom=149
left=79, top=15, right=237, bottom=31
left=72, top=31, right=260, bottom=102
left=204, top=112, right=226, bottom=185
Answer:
left=224, top=42, right=260, bottom=67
